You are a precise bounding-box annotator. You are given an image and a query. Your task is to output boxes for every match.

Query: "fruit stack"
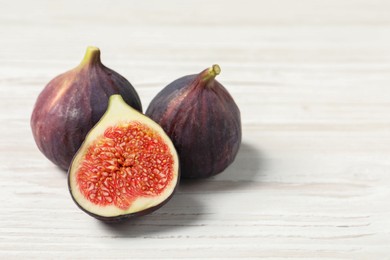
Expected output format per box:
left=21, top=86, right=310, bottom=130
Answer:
left=31, top=46, right=242, bottom=221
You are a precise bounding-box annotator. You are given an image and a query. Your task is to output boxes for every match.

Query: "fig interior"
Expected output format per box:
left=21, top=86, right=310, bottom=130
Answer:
left=76, top=122, right=175, bottom=209
left=68, top=95, right=179, bottom=219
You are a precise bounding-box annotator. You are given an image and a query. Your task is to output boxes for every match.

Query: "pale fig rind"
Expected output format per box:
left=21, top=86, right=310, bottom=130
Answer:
left=146, top=65, right=241, bottom=178
left=31, top=47, right=142, bottom=170
left=68, top=95, right=180, bottom=221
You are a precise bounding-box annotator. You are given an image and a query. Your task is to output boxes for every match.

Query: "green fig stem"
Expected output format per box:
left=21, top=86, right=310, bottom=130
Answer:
left=202, top=64, right=221, bottom=82
left=79, top=46, right=101, bottom=67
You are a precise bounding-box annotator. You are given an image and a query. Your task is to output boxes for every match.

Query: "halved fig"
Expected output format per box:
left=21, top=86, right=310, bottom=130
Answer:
left=68, top=95, right=179, bottom=221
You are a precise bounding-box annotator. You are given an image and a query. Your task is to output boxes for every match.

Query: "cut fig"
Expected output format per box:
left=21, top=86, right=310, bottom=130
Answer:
left=146, top=65, right=241, bottom=179
left=68, top=95, right=179, bottom=221
left=31, top=46, right=142, bottom=170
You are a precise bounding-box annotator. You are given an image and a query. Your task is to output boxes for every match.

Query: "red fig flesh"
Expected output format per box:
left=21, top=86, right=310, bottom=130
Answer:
left=68, top=95, right=179, bottom=221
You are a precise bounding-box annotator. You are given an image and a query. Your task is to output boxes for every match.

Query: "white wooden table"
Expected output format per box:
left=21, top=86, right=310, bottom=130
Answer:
left=1, top=0, right=390, bottom=259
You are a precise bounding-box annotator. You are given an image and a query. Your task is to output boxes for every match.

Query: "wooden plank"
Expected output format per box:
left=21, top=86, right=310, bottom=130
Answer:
left=0, top=0, right=389, bottom=259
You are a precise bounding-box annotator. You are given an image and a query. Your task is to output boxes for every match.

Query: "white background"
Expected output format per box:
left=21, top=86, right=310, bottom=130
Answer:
left=1, top=0, right=390, bottom=259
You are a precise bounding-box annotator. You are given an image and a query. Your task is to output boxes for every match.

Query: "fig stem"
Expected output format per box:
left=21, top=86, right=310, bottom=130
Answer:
left=202, top=64, right=221, bottom=82
left=80, top=46, right=101, bottom=67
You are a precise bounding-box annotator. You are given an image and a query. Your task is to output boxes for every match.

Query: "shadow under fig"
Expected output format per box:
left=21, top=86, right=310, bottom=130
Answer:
left=98, top=194, right=204, bottom=237
left=179, top=142, right=263, bottom=192
left=98, top=142, right=262, bottom=236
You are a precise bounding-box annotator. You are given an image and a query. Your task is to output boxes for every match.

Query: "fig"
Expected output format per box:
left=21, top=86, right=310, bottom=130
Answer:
left=146, top=65, right=241, bottom=179
left=68, top=95, right=179, bottom=221
left=31, top=46, right=142, bottom=170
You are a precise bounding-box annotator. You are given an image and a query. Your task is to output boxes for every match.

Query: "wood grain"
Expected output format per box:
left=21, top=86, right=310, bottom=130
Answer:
left=0, top=0, right=389, bottom=259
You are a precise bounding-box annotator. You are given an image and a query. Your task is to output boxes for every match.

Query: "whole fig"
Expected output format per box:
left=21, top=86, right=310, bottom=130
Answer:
left=31, top=46, right=142, bottom=170
left=146, top=65, right=241, bottom=178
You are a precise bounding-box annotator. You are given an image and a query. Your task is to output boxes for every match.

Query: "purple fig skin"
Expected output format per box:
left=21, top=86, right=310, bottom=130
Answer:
left=31, top=47, right=142, bottom=170
left=146, top=65, right=241, bottom=179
